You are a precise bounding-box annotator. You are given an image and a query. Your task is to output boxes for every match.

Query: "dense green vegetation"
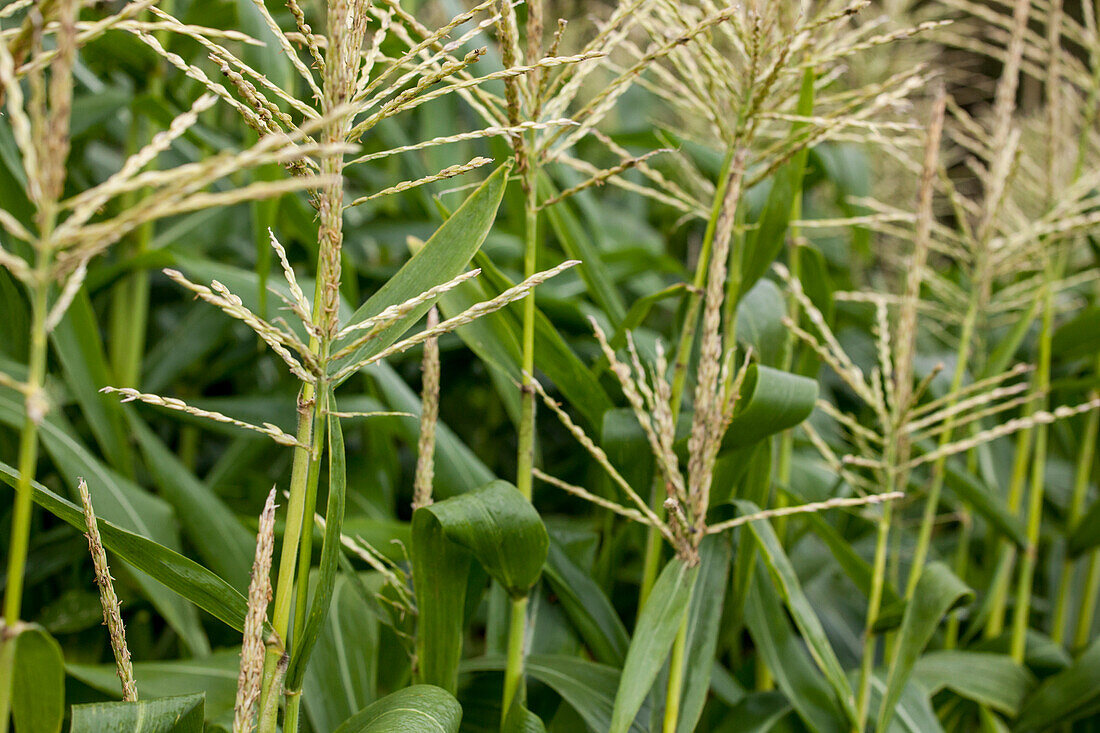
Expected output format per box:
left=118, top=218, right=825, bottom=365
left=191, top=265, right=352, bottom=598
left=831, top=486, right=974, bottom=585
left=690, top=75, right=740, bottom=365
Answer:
left=1, top=0, right=1100, bottom=731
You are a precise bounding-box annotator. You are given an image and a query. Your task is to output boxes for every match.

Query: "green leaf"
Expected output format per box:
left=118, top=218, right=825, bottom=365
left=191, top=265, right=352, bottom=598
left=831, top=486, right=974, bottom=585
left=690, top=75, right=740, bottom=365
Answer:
left=720, top=365, right=818, bottom=451
left=127, top=412, right=254, bottom=590
left=1015, top=637, right=1100, bottom=732
left=332, top=162, right=511, bottom=382
left=473, top=251, right=614, bottom=427
left=0, top=390, right=208, bottom=654
left=676, top=534, right=732, bottom=733
left=738, top=68, right=814, bottom=300
left=417, top=480, right=549, bottom=598
left=462, top=654, right=650, bottom=733
left=798, top=505, right=903, bottom=624
left=713, top=691, right=791, bottom=733
left=70, top=693, right=205, bottom=733
left=0, top=462, right=254, bottom=636
left=288, top=394, right=348, bottom=691
left=735, top=500, right=858, bottom=727
left=1051, top=306, right=1100, bottom=362
left=12, top=625, right=64, bottom=733
left=744, top=567, right=846, bottom=733
left=940, top=462, right=1027, bottom=547
left=541, top=176, right=627, bottom=325
left=413, top=480, right=546, bottom=692
left=49, top=291, right=133, bottom=471
left=67, top=649, right=240, bottom=722
left=735, top=279, right=787, bottom=367
left=333, top=685, right=462, bottom=733
left=609, top=557, right=699, bottom=733
left=1068, top=494, right=1100, bottom=556
left=912, top=651, right=1034, bottom=716
left=543, top=540, right=629, bottom=666
left=368, top=361, right=494, bottom=498
left=877, top=562, right=973, bottom=731
left=302, top=575, right=380, bottom=733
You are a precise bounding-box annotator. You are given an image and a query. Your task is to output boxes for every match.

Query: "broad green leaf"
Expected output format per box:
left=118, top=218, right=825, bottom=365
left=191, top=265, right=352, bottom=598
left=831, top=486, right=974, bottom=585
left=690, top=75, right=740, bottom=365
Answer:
left=332, top=163, right=510, bottom=381
left=735, top=279, right=787, bottom=367
left=1068, top=495, right=1100, bottom=556
left=737, top=68, right=814, bottom=300
left=368, top=361, right=494, bottom=497
left=744, top=567, right=846, bottom=733
left=504, top=698, right=547, bottom=733
left=50, top=291, right=132, bottom=471
left=713, top=691, right=791, bottom=733
left=912, top=651, right=1034, bottom=716
left=798, top=504, right=903, bottom=624
left=1051, top=306, right=1100, bottom=362
left=609, top=557, right=699, bottom=733
left=143, top=304, right=229, bottom=393
left=288, top=395, right=348, bottom=690
left=541, top=176, right=627, bottom=325
left=333, top=685, right=461, bottom=733
left=941, top=462, right=1026, bottom=547
left=605, top=283, right=689, bottom=355
left=866, top=675, right=942, bottom=733
left=437, top=271, right=523, bottom=423
left=413, top=480, right=547, bottom=691
left=128, top=412, right=253, bottom=590
left=735, top=500, right=858, bottom=727
left=67, top=650, right=240, bottom=722
left=70, top=693, right=205, bottom=733
left=302, top=575, right=380, bottom=733
left=543, top=540, right=629, bottom=666
left=474, top=251, right=614, bottom=427
left=1015, top=637, right=1100, bottom=732
left=417, top=480, right=549, bottom=598
left=877, top=562, right=973, bottom=732
left=0, top=462, right=254, bottom=636
left=676, top=534, right=732, bottom=733
left=462, top=654, right=649, bottom=733
left=720, top=365, right=818, bottom=451
left=12, top=625, right=64, bottom=733
left=0, top=390, right=208, bottom=654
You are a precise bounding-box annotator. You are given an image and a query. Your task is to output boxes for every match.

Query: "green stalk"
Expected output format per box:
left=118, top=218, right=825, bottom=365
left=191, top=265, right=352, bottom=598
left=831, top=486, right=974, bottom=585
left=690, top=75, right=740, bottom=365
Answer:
left=257, top=380, right=318, bottom=733
left=501, top=596, right=529, bottom=718
left=504, top=134, right=539, bottom=727
left=639, top=148, right=736, bottom=605
left=0, top=257, right=50, bottom=733
left=1074, top=551, right=1100, bottom=651
left=1010, top=272, right=1055, bottom=663
left=983, top=422, right=1033, bottom=639
left=856, top=499, right=893, bottom=730
left=1053, top=359, right=1100, bottom=645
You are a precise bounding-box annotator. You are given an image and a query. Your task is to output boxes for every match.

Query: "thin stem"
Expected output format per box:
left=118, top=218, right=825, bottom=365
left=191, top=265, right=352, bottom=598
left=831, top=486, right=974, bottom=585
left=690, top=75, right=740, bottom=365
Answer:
left=505, top=123, right=539, bottom=728
left=0, top=277, right=49, bottom=733
left=501, top=596, right=528, bottom=720
left=1074, top=552, right=1100, bottom=651
left=856, top=500, right=893, bottom=730
left=257, top=385, right=317, bottom=732
left=984, top=421, right=1033, bottom=639
left=1010, top=272, right=1055, bottom=662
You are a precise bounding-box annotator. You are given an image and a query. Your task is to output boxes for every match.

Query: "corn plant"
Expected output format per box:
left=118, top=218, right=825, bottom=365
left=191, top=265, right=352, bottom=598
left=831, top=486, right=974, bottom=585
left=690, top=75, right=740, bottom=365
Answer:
left=2, top=0, right=1100, bottom=732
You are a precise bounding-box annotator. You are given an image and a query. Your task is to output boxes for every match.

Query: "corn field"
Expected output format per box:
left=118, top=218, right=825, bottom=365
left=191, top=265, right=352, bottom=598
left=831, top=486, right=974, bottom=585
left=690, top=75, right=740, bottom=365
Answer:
left=1, top=0, right=1099, bottom=730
